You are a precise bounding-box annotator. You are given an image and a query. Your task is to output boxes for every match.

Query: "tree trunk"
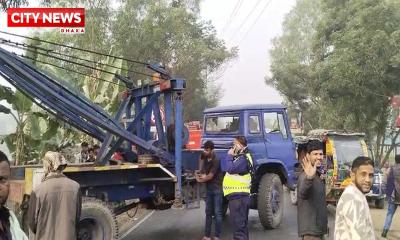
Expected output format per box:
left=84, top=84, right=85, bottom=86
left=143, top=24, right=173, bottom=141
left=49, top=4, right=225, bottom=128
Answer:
left=15, top=127, right=24, bottom=166
left=375, top=133, right=382, bottom=162
left=379, top=133, right=385, bottom=161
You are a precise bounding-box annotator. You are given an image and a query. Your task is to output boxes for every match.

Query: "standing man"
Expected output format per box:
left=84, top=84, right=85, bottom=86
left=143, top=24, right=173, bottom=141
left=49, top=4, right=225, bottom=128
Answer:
left=297, top=140, right=328, bottom=240
left=28, top=151, right=81, bottom=240
left=0, top=151, right=28, bottom=240
left=221, top=136, right=253, bottom=240
left=196, top=140, right=223, bottom=240
left=86, top=147, right=96, bottom=162
left=75, top=142, right=89, bottom=163
left=381, top=154, right=400, bottom=238
left=334, top=156, right=375, bottom=240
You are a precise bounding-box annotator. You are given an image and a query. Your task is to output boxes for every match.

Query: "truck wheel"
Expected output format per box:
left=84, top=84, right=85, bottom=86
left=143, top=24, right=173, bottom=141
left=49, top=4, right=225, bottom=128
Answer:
left=257, top=173, right=283, bottom=229
left=78, top=199, right=119, bottom=240
left=290, top=187, right=297, bottom=205
left=375, top=198, right=385, bottom=209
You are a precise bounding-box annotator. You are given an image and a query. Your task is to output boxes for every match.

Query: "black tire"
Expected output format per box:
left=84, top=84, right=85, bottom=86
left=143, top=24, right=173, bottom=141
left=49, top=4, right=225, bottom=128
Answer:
left=290, top=187, right=298, bottom=206
left=257, top=173, right=283, bottom=229
left=375, top=198, right=385, bottom=209
left=78, top=199, right=119, bottom=240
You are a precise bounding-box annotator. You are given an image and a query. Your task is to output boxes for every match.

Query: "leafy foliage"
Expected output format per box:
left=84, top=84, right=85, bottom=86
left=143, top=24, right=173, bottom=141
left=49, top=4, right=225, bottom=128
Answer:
left=268, top=0, right=400, bottom=160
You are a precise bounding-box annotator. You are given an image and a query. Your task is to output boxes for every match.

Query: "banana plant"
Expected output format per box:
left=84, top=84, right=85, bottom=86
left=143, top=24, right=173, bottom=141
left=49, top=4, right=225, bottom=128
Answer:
left=82, top=48, right=128, bottom=115
left=0, top=86, right=60, bottom=165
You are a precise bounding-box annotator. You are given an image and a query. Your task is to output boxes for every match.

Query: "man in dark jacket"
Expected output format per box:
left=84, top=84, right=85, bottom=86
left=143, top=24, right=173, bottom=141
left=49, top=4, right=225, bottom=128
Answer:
left=382, top=154, right=400, bottom=238
left=28, top=151, right=81, bottom=240
left=297, top=140, right=328, bottom=240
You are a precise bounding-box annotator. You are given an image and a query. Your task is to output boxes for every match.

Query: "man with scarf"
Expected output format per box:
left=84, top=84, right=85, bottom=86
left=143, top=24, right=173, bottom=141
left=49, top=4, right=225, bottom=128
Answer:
left=382, top=154, right=400, bottom=238
left=0, top=151, right=27, bottom=240
left=27, top=151, right=81, bottom=240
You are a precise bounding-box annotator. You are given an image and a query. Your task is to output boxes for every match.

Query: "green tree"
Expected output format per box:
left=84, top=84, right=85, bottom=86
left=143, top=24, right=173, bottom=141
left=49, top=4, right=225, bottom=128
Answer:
left=312, top=0, right=400, bottom=159
left=267, top=0, right=322, bottom=132
left=112, top=0, right=237, bottom=120
left=31, top=0, right=235, bottom=122
left=0, top=0, right=27, bottom=11
left=0, top=0, right=235, bottom=158
left=269, top=0, right=400, bottom=163
left=0, top=87, right=60, bottom=165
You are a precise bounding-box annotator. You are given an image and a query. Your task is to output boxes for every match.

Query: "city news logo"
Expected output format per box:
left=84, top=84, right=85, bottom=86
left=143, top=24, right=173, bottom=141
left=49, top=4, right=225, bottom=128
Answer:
left=7, top=8, right=85, bottom=34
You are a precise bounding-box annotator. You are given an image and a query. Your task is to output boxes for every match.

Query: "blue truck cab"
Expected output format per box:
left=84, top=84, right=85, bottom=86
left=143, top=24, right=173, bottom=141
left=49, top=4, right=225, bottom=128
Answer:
left=201, top=104, right=298, bottom=229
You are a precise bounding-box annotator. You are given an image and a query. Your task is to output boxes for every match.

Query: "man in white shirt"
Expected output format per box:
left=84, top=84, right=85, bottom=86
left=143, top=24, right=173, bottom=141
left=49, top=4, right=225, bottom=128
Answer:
left=334, top=156, right=375, bottom=240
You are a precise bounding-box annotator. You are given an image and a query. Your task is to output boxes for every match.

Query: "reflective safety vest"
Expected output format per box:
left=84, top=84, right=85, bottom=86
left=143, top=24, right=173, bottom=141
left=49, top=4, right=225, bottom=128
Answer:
left=223, top=153, right=254, bottom=196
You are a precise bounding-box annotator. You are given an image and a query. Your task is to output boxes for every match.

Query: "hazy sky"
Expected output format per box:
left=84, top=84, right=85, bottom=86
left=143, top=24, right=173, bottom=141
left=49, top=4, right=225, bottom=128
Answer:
left=201, top=0, right=296, bottom=105
left=0, top=0, right=297, bottom=136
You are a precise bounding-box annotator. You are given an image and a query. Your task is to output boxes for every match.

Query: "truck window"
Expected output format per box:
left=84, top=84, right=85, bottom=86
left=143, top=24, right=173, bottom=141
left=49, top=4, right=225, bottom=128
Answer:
left=263, top=112, right=280, bottom=133
left=205, top=115, right=240, bottom=133
left=248, top=115, right=261, bottom=134
left=263, top=112, right=288, bottom=138
left=277, top=113, right=288, bottom=138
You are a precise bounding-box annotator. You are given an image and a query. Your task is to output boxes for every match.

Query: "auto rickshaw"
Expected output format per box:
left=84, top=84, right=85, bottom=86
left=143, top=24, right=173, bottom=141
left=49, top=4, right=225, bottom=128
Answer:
left=293, top=129, right=385, bottom=208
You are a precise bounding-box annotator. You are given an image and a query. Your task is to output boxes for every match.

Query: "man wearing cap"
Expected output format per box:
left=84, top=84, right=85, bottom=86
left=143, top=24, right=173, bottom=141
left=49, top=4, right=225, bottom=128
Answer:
left=27, top=151, right=81, bottom=240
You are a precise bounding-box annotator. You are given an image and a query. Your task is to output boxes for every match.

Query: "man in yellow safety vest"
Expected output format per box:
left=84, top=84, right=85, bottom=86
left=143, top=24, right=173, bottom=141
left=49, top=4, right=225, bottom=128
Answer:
left=221, top=136, right=253, bottom=240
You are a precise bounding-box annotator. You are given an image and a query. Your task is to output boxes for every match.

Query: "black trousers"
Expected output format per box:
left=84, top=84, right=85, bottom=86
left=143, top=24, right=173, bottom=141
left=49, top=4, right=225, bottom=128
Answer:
left=228, top=195, right=250, bottom=240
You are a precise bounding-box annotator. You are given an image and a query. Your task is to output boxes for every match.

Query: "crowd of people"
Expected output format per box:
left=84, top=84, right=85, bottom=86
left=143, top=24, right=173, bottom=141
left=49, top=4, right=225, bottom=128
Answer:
left=75, top=142, right=138, bottom=164
left=195, top=138, right=400, bottom=240
left=0, top=137, right=399, bottom=240
left=0, top=151, right=80, bottom=240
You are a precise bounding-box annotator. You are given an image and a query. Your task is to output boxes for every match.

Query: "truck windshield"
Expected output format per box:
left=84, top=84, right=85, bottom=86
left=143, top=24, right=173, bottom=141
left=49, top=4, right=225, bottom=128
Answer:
left=205, top=115, right=240, bottom=134
left=333, top=136, right=366, bottom=166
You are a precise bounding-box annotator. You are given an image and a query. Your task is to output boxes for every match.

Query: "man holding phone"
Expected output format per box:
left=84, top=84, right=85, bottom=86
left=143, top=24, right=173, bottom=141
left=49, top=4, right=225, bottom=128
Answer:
left=221, top=136, right=253, bottom=240
left=196, top=141, right=223, bottom=240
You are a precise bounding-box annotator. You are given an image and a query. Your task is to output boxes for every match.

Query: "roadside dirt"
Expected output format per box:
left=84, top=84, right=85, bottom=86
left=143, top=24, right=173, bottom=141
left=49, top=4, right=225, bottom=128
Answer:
left=371, top=206, right=400, bottom=240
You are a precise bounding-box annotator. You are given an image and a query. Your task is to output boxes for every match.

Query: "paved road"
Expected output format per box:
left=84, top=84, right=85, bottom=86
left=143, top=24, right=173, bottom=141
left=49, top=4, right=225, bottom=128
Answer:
left=122, top=192, right=336, bottom=240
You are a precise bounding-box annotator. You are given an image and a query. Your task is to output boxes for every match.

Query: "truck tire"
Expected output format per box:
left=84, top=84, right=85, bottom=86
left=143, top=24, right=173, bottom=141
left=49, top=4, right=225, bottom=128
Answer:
left=78, top=199, right=119, bottom=240
left=375, top=198, right=385, bottom=209
left=257, top=173, right=283, bottom=229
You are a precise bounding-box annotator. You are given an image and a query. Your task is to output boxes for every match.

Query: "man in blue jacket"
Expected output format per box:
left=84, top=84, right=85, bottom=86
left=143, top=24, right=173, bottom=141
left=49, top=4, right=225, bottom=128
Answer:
left=221, top=136, right=253, bottom=240
left=382, top=154, right=400, bottom=238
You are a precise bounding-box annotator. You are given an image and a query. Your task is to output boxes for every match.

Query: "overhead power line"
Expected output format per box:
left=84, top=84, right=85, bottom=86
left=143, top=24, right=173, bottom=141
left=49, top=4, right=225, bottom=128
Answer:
left=229, top=0, right=263, bottom=42
left=1, top=42, right=130, bottom=79
left=0, top=40, right=158, bottom=80
left=222, top=0, right=243, bottom=33
left=0, top=38, right=147, bottom=77
left=0, top=31, right=149, bottom=66
left=237, top=0, right=273, bottom=45
left=13, top=52, right=125, bottom=87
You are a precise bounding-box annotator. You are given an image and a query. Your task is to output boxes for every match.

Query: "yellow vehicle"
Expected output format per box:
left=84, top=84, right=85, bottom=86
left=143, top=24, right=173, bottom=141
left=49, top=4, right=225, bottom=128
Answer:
left=294, top=129, right=385, bottom=208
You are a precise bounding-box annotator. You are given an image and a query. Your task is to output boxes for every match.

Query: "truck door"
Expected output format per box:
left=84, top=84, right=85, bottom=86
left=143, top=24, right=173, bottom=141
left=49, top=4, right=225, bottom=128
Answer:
left=246, top=112, right=267, bottom=167
left=262, top=111, right=296, bottom=166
